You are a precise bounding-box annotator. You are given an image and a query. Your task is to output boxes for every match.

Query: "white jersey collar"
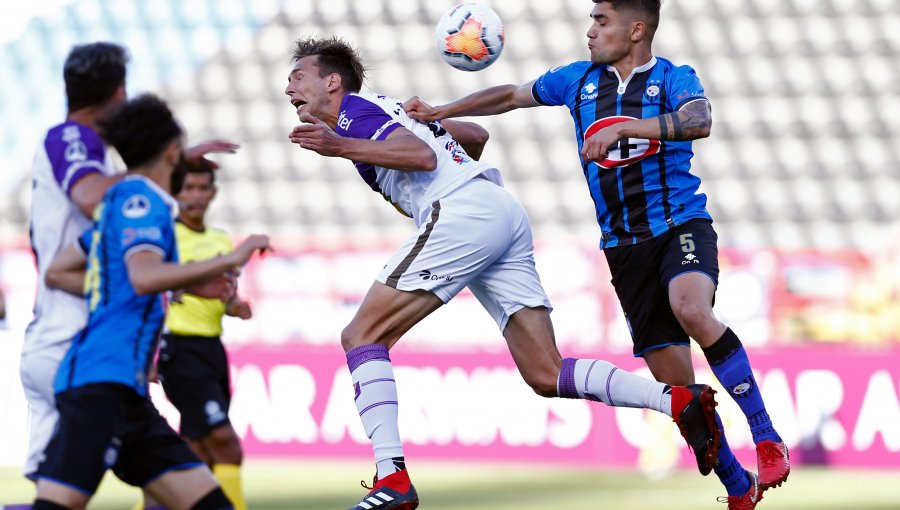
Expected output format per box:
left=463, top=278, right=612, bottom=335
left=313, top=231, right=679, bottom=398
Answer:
left=607, top=55, right=658, bottom=95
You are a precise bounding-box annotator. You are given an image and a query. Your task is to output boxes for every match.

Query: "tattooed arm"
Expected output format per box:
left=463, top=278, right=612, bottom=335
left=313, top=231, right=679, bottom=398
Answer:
left=580, top=99, right=712, bottom=163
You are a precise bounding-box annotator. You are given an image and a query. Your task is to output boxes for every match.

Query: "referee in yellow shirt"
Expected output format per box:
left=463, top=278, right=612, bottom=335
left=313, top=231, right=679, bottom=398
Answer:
left=158, top=166, right=250, bottom=510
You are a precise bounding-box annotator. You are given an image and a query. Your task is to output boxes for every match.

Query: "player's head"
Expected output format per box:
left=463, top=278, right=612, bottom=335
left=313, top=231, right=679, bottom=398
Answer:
left=177, top=167, right=216, bottom=224
left=286, top=36, right=367, bottom=121
left=99, top=94, right=186, bottom=194
left=587, top=0, right=660, bottom=64
left=64, top=42, right=129, bottom=112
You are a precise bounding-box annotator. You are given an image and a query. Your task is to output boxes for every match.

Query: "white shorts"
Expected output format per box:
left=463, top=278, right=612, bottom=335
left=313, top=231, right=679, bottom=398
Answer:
left=377, top=178, right=552, bottom=331
left=19, top=342, right=69, bottom=477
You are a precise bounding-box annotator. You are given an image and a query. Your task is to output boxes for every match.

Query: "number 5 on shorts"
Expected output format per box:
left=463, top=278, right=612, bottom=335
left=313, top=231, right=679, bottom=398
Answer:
left=679, top=233, right=695, bottom=253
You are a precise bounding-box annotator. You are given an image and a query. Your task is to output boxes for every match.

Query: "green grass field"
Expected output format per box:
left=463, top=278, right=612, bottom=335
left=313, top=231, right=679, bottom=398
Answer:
left=2, top=460, right=898, bottom=509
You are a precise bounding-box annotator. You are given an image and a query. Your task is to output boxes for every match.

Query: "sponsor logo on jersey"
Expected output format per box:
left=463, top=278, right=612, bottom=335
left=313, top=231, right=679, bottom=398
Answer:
left=583, top=115, right=661, bottom=169
left=581, top=82, right=599, bottom=100
left=337, top=111, right=354, bottom=130
left=122, top=194, right=151, bottom=218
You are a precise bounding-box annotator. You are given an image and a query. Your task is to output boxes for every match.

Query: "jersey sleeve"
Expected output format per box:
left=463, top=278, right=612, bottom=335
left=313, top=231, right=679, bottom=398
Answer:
left=77, top=227, right=94, bottom=257
left=45, top=124, right=108, bottom=197
left=532, top=63, right=580, bottom=106
left=335, top=95, right=401, bottom=141
left=666, top=64, right=708, bottom=112
left=112, top=187, right=174, bottom=261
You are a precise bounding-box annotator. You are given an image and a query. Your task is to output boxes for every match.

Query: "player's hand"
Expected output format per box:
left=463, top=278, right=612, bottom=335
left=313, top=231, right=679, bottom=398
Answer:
left=402, top=96, right=440, bottom=122
left=289, top=114, right=345, bottom=157
left=226, top=298, right=253, bottom=320
left=580, top=125, right=621, bottom=163
left=230, top=234, right=271, bottom=267
left=184, top=273, right=235, bottom=302
left=185, top=139, right=240, bottom=170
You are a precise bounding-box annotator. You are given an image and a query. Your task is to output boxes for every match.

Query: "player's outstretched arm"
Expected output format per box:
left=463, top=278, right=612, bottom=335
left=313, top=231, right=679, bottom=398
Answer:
left=290, top=114, right=437, bottom=171
left=441, top=120, right=490, bottom=160
left=70, top=173, right=125, bottom=218
left=581, top=99, right=712, bottom=163
left=45, top=244, right=88, bottom=296
left=403, top=81, right=540, bottom=122
left=127, top=234, right=270, bottom=296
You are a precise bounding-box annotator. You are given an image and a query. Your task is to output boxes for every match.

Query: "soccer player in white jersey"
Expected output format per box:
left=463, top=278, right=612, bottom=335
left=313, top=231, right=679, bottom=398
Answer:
left=285, top=36, right=723, bottom=510
left=21, top=42, right=237, bottom=508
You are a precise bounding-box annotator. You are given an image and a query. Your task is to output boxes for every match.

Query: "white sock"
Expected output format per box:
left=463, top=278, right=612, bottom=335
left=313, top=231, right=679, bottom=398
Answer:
left=347, top=346, right=404, bottom=479
left=558, top=358, right=672, bottom=416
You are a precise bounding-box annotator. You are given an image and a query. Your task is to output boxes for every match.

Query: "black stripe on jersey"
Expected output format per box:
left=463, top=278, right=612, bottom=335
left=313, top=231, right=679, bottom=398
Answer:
left=617, top=71, right=653, bottom=241
left=571, top=65, right=604, bottom=227
left=594, top=69, right=625, bottom=240
left=386, top=201, right=441, bottom=288
left=656, top=72, right=673, bottom=227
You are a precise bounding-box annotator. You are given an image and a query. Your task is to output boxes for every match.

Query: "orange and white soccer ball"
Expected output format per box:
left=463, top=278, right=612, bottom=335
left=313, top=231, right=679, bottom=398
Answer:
left=435, top=3, right=504, bottom=72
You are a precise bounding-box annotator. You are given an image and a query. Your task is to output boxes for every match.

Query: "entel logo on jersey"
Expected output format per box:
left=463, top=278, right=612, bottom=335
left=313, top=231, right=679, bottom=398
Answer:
left=337, top=111, right=353, bottom=130
left=122, top=194, right=151, bottom=218
left=583, top=116, right=661, bottom=169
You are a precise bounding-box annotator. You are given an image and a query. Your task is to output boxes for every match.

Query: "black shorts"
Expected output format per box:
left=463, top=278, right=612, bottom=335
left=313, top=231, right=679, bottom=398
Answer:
left=604, top=218, right=719, bottom=357
left=36, top=383, right=203, bottom=495
left=158, top=334, right=231, bottom=440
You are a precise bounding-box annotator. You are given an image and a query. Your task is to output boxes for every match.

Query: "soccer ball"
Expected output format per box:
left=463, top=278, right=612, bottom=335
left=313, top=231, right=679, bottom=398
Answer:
left=435, top=3, right=504, bottom=72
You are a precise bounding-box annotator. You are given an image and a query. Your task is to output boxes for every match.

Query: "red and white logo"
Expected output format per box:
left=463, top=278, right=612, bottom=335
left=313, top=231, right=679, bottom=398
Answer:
left=584, top=115, right=661, bottom=169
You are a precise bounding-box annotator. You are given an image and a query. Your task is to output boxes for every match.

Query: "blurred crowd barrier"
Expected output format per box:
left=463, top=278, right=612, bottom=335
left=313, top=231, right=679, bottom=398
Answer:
left=2, top=237, right=899, bottom=469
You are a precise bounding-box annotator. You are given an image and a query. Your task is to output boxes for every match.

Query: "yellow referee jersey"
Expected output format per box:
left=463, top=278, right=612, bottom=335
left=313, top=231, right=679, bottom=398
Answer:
left=165, top=221, right=233, bottom=337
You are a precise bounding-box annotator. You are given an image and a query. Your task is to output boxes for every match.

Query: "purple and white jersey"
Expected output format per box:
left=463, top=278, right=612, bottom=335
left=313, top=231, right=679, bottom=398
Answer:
left=24, top=121, right=118, bottom=354
left=336, top=92, right=503, bottom=226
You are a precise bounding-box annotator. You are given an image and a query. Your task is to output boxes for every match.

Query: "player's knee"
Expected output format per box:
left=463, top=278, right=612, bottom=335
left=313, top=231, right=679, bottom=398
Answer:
left=340, top=325, right=363, bottom=351
left=189, top=486, right=232, bottom=510
left=670, top=298, right=712, bottom=333
left=522, top=372, right=558, bottom=398
left=205, top=427, right=243, bottom=464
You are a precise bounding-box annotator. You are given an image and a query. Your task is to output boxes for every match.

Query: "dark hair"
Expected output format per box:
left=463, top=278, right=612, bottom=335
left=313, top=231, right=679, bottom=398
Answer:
left=64, top=42, right=129, bottom=111
left=594, top=0, right=661, bottom=35
left=185, top=166, right=216, bottom=185
left=290, top=36, right=367, bottom=93
left=99, top=94, right=183, bottom=169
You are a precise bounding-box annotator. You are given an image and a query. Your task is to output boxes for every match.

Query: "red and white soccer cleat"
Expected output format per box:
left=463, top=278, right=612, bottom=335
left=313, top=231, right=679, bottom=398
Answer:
left=347, top=470, right=419, bottom=510
left=720, top=471, right=763, bottom=510
left=756, top=440, right=790, bottom=490
left=671, top=384, right=721, bottom=476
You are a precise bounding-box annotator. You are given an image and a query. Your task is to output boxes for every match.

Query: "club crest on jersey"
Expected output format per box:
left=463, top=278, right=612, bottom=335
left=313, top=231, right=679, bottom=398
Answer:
left=122, top=194, right=151, bottom=218
left=645, top=81, right=662, bottom=103
left=584, top=115, right=661, bottom=169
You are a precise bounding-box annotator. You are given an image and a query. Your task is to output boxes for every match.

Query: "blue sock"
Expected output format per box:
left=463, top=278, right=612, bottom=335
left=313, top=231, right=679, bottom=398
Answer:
left=703, top=328, right=781, bottom=444
left=713, top=412, right=751, bottom=497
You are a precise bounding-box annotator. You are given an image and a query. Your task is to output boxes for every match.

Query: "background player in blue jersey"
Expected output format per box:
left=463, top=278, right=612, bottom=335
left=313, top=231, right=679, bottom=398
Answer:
left=21, top=42, right=240, bottom=510
left=36, top=95, right=269, bottom=510
left=286, top=35, right=723, bottom=510
left=404, top=1, right=788, bottom=509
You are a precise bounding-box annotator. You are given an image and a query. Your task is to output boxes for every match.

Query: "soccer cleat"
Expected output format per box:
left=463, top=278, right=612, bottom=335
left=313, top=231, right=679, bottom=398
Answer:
left=756, top=440, right=790, bottom=490
left=671, top=384, right=721, bottom=476
left=347, top=470, right=419, bottom=510
left=719, top=471, right=763, bottom=510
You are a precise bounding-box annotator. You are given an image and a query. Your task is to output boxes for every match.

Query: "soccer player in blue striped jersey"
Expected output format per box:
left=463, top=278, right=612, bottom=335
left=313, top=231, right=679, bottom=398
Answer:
left=405, top=1, right=787, bottom=508
left=34, top=95, right=269, bottom=510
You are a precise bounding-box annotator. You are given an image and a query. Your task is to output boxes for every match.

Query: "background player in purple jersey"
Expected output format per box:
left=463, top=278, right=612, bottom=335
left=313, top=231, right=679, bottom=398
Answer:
left=285, top=35, right=723, bottom=510
left=404, top=1, right=788, bottom=509
left=21, top=41, right=242, bottom=510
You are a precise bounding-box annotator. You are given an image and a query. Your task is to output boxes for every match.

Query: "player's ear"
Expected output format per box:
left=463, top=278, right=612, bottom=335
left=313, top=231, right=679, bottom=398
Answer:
left=326, top=72, right=342, bottom=92
left=630, top=20, right=646, bottom=42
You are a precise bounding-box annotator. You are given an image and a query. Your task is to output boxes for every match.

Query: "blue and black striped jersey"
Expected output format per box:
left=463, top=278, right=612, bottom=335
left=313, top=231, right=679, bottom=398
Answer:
left=533, top=56, right=711, bottom=249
